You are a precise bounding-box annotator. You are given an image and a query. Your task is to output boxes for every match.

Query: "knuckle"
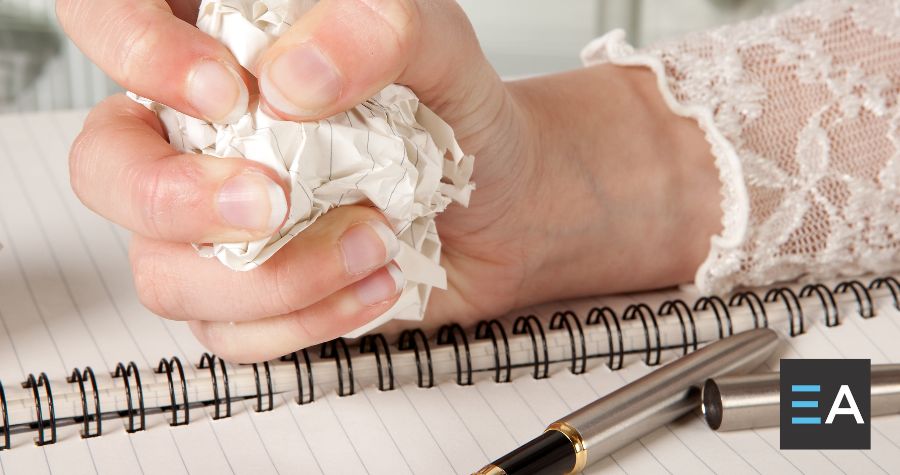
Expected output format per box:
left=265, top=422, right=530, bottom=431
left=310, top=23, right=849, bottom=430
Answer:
left=68, top=98, right=134, bottom=211
left=191, top=322, right=241, bottom=362
left=194, top=322, right=273, bottom=365
left=268, top=262, right=316, bottom=315
left=387, top=0, right=419, bottom=32
left=332, top=205, right=389, bottom=232
left=357, top=206, right=389, bottom=223
left=191, top=322, right=226, bottom=355
left=132, top=159, right=204, bottom=239
left=270, top=266, right=299, bottom=313
left=285, top=312, right=320, bottom=347
left=130, top=247, right=184, bottom=320
left=68, top=127, right=96, bottom=207
left=355, top=0, right=421, bottom=48
left=111, top=5, right=167, bottom=86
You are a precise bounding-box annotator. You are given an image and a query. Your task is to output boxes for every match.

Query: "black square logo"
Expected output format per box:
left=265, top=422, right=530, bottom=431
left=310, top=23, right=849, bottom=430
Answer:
left=780, top=359, right=870, bottom=450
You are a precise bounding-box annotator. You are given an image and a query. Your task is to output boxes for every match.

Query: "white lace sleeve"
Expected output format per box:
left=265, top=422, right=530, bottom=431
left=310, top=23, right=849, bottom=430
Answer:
left=582, top=0, right=900, bottom=294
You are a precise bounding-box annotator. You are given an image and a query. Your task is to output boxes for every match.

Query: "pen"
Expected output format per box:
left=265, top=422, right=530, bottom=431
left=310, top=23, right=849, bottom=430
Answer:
left=702, top=363, right=900, bottom=431
left=475, top=328, right=779, bottom=475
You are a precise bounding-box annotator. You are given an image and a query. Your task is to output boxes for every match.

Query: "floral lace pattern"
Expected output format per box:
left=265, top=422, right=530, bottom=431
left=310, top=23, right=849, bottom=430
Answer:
left=583, top=0, right=900, bottom=294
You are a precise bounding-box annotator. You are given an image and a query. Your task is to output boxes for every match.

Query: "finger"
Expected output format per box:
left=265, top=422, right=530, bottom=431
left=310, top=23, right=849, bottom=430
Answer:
left=129, top=205, right=401, bottom=322
left=188, top=264, right=403, bottom=363
left=71, top=94, right=288, bottom=242
left=256, top=0, right=504, bottom=128
left=57, top=0, right=248, bottom=123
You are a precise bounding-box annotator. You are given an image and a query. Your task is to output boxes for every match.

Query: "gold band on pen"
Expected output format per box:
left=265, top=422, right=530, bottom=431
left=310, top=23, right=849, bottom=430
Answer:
left=546, top=421, right=587, bottom=475
left=472, top=464, right=507, bottom=475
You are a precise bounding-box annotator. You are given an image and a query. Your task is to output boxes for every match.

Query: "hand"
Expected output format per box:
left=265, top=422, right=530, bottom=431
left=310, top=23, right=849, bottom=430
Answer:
left=58, top=0, right=721, bottom=362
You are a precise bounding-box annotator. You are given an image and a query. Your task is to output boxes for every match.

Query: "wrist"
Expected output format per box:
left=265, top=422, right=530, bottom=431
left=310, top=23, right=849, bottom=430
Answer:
left=623, top=63, right=724, bottom=280
left=509, top=63, right=721, bottom=303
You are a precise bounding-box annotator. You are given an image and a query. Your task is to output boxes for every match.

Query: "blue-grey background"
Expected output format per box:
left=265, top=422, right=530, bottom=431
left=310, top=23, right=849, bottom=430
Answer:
left=0, top=0, right=800, bottom=113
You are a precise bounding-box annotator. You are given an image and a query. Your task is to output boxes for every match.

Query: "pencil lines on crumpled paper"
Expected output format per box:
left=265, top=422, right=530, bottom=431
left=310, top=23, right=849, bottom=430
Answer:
left=130, top=0, right=475, bottom=336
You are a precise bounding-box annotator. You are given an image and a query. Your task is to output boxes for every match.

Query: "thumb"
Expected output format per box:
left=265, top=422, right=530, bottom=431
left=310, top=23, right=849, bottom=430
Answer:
left=256, top=0, right=504, bottom=129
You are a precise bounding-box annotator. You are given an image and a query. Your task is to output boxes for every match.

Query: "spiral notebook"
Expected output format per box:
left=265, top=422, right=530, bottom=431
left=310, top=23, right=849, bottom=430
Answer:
left=0, top=109, right=899, bottom=475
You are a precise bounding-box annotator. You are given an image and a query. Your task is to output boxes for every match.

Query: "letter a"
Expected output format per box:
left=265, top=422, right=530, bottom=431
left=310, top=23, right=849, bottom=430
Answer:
left=826, top=385, right=864, bottom=424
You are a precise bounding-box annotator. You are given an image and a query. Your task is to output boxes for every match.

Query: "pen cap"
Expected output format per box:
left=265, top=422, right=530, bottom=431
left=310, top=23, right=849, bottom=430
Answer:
left=702, top=373, right=780, bottom=431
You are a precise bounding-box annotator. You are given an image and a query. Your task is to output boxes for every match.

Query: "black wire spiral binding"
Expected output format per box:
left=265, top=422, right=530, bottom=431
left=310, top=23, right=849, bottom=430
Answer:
left=67, top=367, right=101, bottom=438
left=321, top=338, right=355, bottom=396
left=870, top=277, right=900, bottom=310
left=835, top=280, right=875, bottom=318
left=2, top=274, right=896, bottom=448
left=398, top=329, right=434, bottom=388
left=622, top=304, right=661, bottom=366
left=156, top=357, right=189, bottom=426
left=658, top=299, right=698, bottom=355
left=799, top=284, right=840, bottom=327
left=512, top=315, right=550, bottom=379
left=251, top=362, right=274, bottom=412
left=585, top=307, right=624, bottom=370
left=694, top=296, right=732, bottom=339
left=360, top=334, right=395, bottom=391
left=0, top=381, right=7, bottom=450
left=112, top=362, right=145, bottom=433
left=436, top=324, right=473, bottom=386
left=729, top=291, right=768, bottom=329
left=475, top=319, right=512, bottom=383
left=764, top=288, right=805, bottom=336
left=22, top=373, right=56, bottom=446
left=281, top=350, right=314, bottom=404
left=198, top=354, right=231, bottom=420
left=549, top=311, right=587, bottom=375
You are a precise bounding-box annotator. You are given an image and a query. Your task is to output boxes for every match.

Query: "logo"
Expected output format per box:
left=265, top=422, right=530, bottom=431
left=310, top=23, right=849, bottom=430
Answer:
left=780, top=359, right=871, bottom=449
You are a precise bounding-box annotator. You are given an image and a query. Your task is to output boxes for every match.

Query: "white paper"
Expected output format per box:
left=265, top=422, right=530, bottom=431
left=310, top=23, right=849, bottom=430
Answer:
left=132, top=0, right=475, bottom=335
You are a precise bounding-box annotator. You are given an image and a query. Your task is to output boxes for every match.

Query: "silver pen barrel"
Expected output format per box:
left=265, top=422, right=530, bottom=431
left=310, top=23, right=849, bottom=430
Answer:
left=562, top=328, right=779, bottom=469
left=703, top=364, right=900, bottom=431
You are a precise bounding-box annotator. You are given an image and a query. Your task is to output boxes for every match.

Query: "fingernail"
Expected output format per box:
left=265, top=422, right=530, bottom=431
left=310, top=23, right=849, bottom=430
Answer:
left=187, top=59, right=249, bottom=123
left=355, top=263, right=405, bottom=306
left=340, top=220, right=400, bottom=275
left=260, top=43, right=341, bottom=117
left=216, top=173, right=287, bottom=233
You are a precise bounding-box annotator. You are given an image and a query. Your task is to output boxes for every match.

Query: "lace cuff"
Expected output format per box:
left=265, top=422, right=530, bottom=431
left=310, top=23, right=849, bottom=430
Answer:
left=582, top=0, right=900, bottom=294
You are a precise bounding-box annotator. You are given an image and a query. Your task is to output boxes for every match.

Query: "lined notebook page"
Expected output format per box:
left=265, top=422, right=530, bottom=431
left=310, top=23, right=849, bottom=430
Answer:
left=0, top=109, right=899, bottom=475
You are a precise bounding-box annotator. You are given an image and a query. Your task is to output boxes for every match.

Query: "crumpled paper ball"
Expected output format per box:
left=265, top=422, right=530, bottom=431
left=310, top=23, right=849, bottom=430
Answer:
left=131, top=0, right=474, bottom=336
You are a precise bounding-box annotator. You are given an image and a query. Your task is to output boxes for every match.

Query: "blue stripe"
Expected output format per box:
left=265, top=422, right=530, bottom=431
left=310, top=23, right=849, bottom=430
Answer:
left=792, top=417, right=822, bottom=425
left=792, top=400, right=818, bottom=408
left=791, top=385, right=820, bottom=392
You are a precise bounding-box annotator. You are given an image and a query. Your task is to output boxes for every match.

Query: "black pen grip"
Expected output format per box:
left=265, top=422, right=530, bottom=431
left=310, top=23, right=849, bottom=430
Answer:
left=490, top=430, right=575, bottom=475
